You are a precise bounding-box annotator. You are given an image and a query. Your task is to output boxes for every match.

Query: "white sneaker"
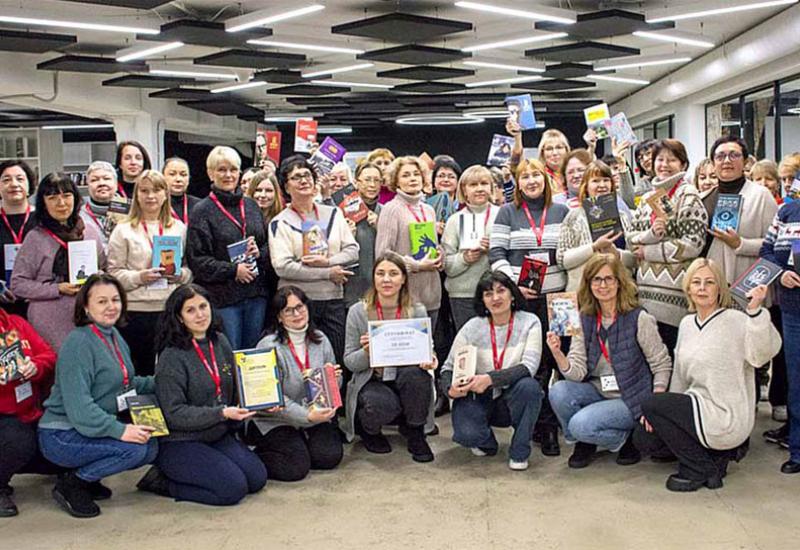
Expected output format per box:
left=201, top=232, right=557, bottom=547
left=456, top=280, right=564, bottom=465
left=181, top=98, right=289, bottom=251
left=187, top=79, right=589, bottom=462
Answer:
left=471, top=447, right=488, bottom=457
left=508, top=459, right=529, bottom=471
left=773, top=405, right=788, bottom=422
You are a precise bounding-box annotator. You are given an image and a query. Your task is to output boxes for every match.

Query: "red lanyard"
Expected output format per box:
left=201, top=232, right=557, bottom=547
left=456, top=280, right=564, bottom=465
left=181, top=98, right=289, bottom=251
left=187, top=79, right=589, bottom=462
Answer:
left=287, top=338, right=310, bottom=373
left=483, top=206, right=492, bottom=230
left=171, top=195, right=188, bottom=225
left=140, top=221, right=163, bottom=249
left=376, top=301, right=402, bottom=320
left=291, top=204, right=319, bottom=222
left=192, top=339, right=221, bottom=397
left=596, top=313, right=617, bottom=365
left=91, top=324, right=129, bottom=388
left=209, top=192, right=246, bottom=238
left=406, top=203, right=427, bottom=223
left=42, top=228, right=68, bottom=250
left=521, top=202, right=548, bottom=247
left=117, top=183, right=128, bottom=199
left=489, top=313, right=515, bottom=371
left=0, top=206, right=30, bottom=244
left=83, top=204, right=104, bottom=231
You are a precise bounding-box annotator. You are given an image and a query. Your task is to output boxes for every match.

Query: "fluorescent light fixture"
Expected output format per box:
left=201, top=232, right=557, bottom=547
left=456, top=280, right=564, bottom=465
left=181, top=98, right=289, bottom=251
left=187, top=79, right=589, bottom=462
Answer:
left=310, top=80, right=393, bottom=89
left=117, top=41, right=183, bottom=62
left=225, top=4, right=325, bottom=33
left=41, top=124, right=114, bottom=130
left=462, top=108, right=510, bottom=119
left=788, top=107, right=800, bottom=115
left=465, top=75, right=543, bottom=88
left=149, top=68, right=238, bottom=80
left=646, top=0, right=797, bottom=22
left=461, top=32, right=568, bottom=52
left=396, top=113, right=485, bottom=126
left=454, top=2, right=577, bottom=24
left=587, top=74, right=651, bottom=85
left=0, top=15, right=159, bottom=34
left=463, top=60, right=545, bottom=73
left=264, top=113, right=319, bottom=122
left=318, top=125, right=352, bottom=135
left=594, top=54, right=692, bottom=71
left=302, top=63, right=373, bottom=78
left=247, top=39, right=364, bottom=54
left=632, top=31, right=715, bottom=49
left=210, top=81, right=267, bottom=94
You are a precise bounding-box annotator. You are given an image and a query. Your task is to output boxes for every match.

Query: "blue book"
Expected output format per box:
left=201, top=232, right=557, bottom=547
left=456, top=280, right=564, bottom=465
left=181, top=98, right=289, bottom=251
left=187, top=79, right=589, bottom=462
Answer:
left=227, top=238, right=259, bottom=275
left=151, top=235, right=182, bottom=278
left=792, top=240, right=800, bottom=275
left=711, top=194, right=743, bottom=233
left=505, top=94, right=536, bottom=130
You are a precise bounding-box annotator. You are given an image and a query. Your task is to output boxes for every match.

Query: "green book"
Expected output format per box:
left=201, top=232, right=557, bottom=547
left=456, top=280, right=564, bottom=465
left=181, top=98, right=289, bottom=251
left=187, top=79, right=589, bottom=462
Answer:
left=409, top=221, right=438, bottom=261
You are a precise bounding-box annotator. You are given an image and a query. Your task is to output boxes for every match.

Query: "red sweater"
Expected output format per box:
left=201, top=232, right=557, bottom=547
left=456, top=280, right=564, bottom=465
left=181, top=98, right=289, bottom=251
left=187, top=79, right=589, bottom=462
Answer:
left=0, top=309, right=56, bottom=423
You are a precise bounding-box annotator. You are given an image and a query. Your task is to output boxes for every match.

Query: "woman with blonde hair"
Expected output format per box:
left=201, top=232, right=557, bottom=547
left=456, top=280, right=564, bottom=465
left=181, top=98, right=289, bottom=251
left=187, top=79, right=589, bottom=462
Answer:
left=246, top=170, right=284, bottom=225
left=750, top=159, right=782, bottom=204
left=547, top=253, right=671, bottom=469
left=506, top=123, right=570, bottom=196
left=778, top=152, right=800, bottom=201
left=693, top=158, right=718, bottom=194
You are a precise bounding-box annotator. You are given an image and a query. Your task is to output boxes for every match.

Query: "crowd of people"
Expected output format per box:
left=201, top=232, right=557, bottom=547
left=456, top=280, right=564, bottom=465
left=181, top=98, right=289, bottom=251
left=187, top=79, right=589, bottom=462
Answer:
left=0, top=123, right=798, bottom=519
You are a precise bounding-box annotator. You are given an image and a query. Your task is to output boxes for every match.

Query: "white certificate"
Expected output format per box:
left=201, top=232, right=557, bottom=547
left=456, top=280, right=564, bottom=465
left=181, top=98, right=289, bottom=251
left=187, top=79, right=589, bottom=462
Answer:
left=368, top=318, right=433, bottom=368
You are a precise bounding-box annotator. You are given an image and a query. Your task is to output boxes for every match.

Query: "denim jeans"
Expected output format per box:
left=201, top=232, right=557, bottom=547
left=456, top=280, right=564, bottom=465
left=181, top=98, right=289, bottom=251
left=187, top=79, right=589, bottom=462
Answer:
left=217, top=297, right=267, bottom=350
left=451, top=377, right=543, bottom=461
left=549, top=380, right=635, bottom=451
left=782, top=309, right=800, bottom=462
left=38, top=428, right=158, bottom=482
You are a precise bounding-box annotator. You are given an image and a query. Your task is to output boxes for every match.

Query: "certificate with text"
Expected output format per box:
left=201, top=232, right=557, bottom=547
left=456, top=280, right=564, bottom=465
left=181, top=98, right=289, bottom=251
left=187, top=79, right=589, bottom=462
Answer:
left=368, top=318, right=433, bottom=368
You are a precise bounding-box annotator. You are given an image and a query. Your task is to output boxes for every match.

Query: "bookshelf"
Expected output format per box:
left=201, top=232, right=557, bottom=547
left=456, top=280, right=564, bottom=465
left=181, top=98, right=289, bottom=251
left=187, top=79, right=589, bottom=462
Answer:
left=0, top=128, right=40, bottom=181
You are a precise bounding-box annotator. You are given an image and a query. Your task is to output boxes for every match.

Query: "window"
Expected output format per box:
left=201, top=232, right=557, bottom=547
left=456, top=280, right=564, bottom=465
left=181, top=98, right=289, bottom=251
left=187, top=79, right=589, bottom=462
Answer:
left=706, top=97, right=740, bottom=150
left=779, top=77, right=800, bottom=156
left=743, top=87, right=775, bottom=160
left=633, top=116, right=672, bottom=142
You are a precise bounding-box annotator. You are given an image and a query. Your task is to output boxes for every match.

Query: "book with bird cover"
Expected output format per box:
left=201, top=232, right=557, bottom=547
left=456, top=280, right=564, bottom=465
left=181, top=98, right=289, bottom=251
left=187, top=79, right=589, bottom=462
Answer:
left=547, top=292, right=582, bottom=337
left=409, top=221, right=439, bottom=260
left=303, top=365, right=342, bottom=410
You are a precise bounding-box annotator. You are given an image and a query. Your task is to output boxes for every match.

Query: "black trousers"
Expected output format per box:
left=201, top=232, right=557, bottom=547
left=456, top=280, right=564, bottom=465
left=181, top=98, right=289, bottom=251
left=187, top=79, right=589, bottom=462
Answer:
left=357, top=368, right=433, bottom=434
left=656, top=322, right=679, bottom=362
left=118, top=310, right=161, bottom=377
left=0, top=415, right=63, bottom=488
left=524, top=296, right=564, bottom=433
left=768, top=305, right=788, bottom=407
left=310, top=299, right=346, bottom=366
left=433, top=272, right=456, bottom=370
left=252, top=423, right=342, bottom=482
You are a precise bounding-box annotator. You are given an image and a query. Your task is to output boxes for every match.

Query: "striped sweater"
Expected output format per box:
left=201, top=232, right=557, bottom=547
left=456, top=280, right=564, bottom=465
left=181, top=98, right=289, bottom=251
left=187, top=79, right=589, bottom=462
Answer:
left=760, top=200, right=800, bottom=310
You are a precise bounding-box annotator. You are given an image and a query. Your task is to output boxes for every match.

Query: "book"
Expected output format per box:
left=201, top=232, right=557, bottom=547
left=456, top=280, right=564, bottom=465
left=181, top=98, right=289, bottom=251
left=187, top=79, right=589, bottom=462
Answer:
left=731, top=258, right=783, bottom=301
left=505, top=94, right=536, bottom=130
left=583, top=103, right=611, bottom=139
left=792, top=240, right=800, bottom=274
left=409, top=221, right=439, bottom=260
left=487, top=134, right=515, bottom=166
left=233, top=348, right=284, bottom=410
left=603, top=112, right=638, bottom=144
left=227, top=238, right=259, bottom=276
left=309, top=137, right=346, bottom=176
left=294, top=119, right=318, bottom=153
left=68, top=240, right=98, bottom=285
left=582, top=194, right=623, bottom=242
left=645, top=188, right=674, bottom=220
left=711, top=194, right=743, bottom=233
left=789, top=170, right=800, bottom=199
left=0, top=338, right=25, bottom=385
left=458, top=210, right=487, bottom=250
left=418, top=152, right=434, bottom=170
left=332, top=184, right=369, bottom=224
left=152, top=235, right=182, bottom=277
left=108, top=196, right=131, bottom=215
left=255, top=129, right=282, bottom=166
left=302, top=219, right=329, bottom=256
left=303, top=365, right=342, bottom=410
left=126, top=395, right=169, bottom=437
left=452, top=345, right=477, bottom=386
left=546, top=292, right=582, bottom=337
left=518, top=257, right=548, bottom=294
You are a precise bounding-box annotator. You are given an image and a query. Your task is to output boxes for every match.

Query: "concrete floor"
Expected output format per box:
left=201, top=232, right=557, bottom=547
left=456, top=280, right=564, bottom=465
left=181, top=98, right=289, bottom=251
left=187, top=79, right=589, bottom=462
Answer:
left=2, top=410, right=798, bottom=550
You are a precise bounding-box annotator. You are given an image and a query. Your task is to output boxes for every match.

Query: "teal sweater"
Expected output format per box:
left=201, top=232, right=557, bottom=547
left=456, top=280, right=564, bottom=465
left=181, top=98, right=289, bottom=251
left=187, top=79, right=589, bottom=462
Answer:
left=39, top=325, right=154, bottom=440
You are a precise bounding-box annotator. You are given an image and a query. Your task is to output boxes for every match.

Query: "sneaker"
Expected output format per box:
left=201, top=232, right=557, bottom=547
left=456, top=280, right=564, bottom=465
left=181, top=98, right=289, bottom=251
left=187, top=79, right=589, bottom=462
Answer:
left=0, top=486, right=18, bottom=518
left=772, top=406, right=788, bottom=422
left=404, top=425, right=434, bottom=463
left=764, top=423, right=789, bottom=444
left=470, top=446, right=498, bottom=457
left=361, top=431, right=392, bottom=454
left=52, top=472, right=101, bottom=518
left=87, top=480, right=112, bottom=501
left=508, top=459, right=529, bottom=471
left=136, top=466, right=171, bottom=498
left=616, top=435, right=642, bottom=466
left=568, top=442, right=597, bottom=469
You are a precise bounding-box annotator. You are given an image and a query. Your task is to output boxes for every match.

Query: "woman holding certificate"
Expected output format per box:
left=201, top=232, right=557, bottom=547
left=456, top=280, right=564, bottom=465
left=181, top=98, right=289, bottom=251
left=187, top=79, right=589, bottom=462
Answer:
left=343, top=252, right=437, bottom=462
left=249, top=286, right=344, bottom=481
left=135, top=284, right=267, bottom=505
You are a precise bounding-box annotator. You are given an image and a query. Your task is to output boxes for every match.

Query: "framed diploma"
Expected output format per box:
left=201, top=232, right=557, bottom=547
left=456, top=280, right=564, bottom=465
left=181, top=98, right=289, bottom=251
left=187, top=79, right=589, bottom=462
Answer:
left=233, top=348, right=284, bottom=410
left=368, top=318, right=433, bottom=368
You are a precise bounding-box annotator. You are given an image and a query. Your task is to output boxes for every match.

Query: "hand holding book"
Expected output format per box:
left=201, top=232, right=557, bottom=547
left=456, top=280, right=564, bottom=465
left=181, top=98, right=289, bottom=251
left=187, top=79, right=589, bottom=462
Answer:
left=781, top=270, right=800, bottom=289
left=708, top=227, right=742, bottom=250
left=744, top=284, right=768, bottom=312
left=591, top=230, right=623, bottom=253
left=222, top=406, right=257, bottom=421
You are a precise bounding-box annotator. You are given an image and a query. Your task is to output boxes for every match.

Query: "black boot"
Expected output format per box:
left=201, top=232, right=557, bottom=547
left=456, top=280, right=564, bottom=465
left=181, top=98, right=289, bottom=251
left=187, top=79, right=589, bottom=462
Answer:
left=567, top=442, right=597, bottom=469
left=616, top=435, right=641, bottom=466
left=52, top=472, right=101, bottom=518
left=404, top=424, right=434, bottom=463
left=763, top=424, right=788, bottom=445
left=361, top=431, right=392, bottom=454
left=136, top=466, right=171, bottom=497
left=666, top=473, right=723, bottom=492
left=87, top=481, right=112, bottom=501
left=434, top=394, right=450, bottom=417
left=0, top=486, right=18, bottom=518
left=540, top=429, right=561, bottom=457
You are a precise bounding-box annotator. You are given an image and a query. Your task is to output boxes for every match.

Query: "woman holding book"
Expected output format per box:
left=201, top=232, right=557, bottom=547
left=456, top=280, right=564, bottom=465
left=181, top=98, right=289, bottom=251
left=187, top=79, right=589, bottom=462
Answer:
left=107, top=170, right=191, bottom=376
left=442, top=271, right=543, bottom=470
left=115, top=141, right=151, bottom=199
left=186, top=146, right=269, bottom=350
left=249, top=286, right=343, bottom=481
left=546, top=253, right=671, bottom=469
left=38, top=274, right=158, bottom=517
left=10, top=173, right=106, bottom=350
left=557, top=161, right=634, bottom=292
left=0, top=160, right=37, bottom=317
left=344, top=162, right=383, bottom=308
left=163, top=157, right=200, bottom=227
left=634, top=258, right=781, bottom=491
left=489, top=157, right=569, bottom=457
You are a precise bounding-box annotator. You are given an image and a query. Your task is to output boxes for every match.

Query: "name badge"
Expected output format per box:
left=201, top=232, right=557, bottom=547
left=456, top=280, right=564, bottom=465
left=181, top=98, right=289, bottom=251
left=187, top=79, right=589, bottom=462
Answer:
left=382, top=367, right=398, bottom=382
left=15, top=381, right=33, bottom=403
left=529, top=252, right=550, bottom=266
left=600, top=374, right=619, bottom=392
left=4, top=243, right=21, bottom=283
left=116, top=388, right=137, bottom=412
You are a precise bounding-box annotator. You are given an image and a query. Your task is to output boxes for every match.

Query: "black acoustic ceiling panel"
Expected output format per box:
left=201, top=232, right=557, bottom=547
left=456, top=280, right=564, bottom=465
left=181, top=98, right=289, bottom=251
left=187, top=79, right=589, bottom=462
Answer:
left=377, top=66, right=473, bottom=81
left=542, top=63, right=594, bottom=79
left=102, top=75, right=196, bottom=88
left=513, top=79, right=597, bottom=91
left=392, top=82, right=467, bottom=93
left=0, top=29, right=77, bottom=53
left=267, top=84, right=349, bottom=96
left=194, top=49, right=306, bottom=69
left=61, top=0, right=172, bottom=7
left=332, top=12, right=472, bottom=42
left=251, top=69, right=304, bottom=84
left=149, top=87, right=213, bottom=100
left=178, top=100, right=263, bottom=118
left=359, top=45, right=468, bottom=65
left=139, top=20, right=271, bottom=47
left=37, top=55, right=147, bottom=73
left=535, top=9, right=673, bottom=39
left=526, top=41, right=640, bottom=62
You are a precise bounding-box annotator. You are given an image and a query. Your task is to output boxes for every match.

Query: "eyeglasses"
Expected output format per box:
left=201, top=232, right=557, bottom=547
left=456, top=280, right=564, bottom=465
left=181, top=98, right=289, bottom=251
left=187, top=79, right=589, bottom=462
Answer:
left=358, top=177, right=382, bottom=185
left=591, top=276, right=618, bottom=287
left=288, top=172, right=314, bottom=183
left=282, top=303, right=307, bottom=316
left=436, top=173, right=457, bottom=180
left=713, top=151, right=743, bottom=163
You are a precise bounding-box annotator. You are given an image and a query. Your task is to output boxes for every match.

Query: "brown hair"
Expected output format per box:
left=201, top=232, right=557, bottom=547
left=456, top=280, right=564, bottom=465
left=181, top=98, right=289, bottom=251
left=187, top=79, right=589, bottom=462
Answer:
left=363, top=252, right=414, bottom=318
left=246, top=170, right=284, bottom=223
left=693, top=158, right=715, bottom=189
left=652, top=139, right=689, bottom=171
left=683, top=258, right=732, bottom=311
left=74, top=273, right=128, bottom=326
left=513, top=158, right=552, bottom=207
left=559, top=148, right=594, bottom=178
left=751, top=159, right=779, bottom=183
left=457, top=165, right=493, bottom=204
left=779, top=152, right=800, bottom=177
left=537, top=129, right=570, bottom=164
left=387, top=156, right=427, bottom=193
left=578, top=160, right=615, bottom=203
left=578, top=253, right=639, bottom=316
left=127, top=169, right=174, bottom=228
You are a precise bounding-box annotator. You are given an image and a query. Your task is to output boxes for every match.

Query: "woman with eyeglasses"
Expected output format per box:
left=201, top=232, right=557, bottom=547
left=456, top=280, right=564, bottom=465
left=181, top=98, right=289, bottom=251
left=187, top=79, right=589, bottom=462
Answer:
left=0, top=161, right=37, bottom=317
left=427, top=157, right=462, bottom=237
left=507, top=120, right=570, bottom=197
left=186, top=146, right=269, bottom=350
left=343, top=162, right=383, bottom=308
left=11, top=173, right=107, bottom=350
left=632, top=139, right=656, bottom=203
left=547, top=253, right=671, bottom=469
left=248, top=286, right=344, bottom=481
left=163, top=157, right=200, bottom=227
left=115, top=141, right=151, bottom=200
left=365, top=148, right=397, bottom=205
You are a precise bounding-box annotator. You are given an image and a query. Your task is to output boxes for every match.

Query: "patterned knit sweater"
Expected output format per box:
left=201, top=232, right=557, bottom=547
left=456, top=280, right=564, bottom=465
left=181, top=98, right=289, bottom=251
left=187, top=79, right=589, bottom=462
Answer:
left=760, top=200, right=800, bottom=311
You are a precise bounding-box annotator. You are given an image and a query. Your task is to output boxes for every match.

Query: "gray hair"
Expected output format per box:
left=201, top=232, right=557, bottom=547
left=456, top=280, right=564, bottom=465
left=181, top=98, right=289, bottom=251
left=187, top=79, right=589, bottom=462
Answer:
left=86, top=160, right=116, bottom=179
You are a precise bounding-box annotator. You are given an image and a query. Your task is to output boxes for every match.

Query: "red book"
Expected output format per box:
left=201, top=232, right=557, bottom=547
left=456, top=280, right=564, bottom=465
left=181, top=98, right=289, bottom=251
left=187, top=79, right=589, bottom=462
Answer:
left=518, top=257, right=548, bottom=294
left=294, top=119, right=318, bottom=153
left=303, top=365, right=342, bottom=409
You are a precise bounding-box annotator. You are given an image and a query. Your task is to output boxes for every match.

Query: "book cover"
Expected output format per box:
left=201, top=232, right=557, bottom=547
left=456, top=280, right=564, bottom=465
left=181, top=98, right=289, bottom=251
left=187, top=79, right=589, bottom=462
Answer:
left=409, top=221, right=439, bottom=260
left=731, top=258, right=783, bottom=301
left=332, top=184, right=369, bottom=223
left=233, top=348, right=284, bottom=410
left=418, top=152, right=434, bottom=170
left=226, top=238, right=259, bottom=276
left=294, top=119, right=318, bottom=153
left=487, top=134, right=515, bottom=167
left=0, top=338, right=25, bottom=385
left=303, top=365, right=342, bottom=410
left=645, top=188, right=674, bottom=220
left=309, top=136, right=346, bottom=176
left=518, top=257, right=548, bottom=294
left=505, top=94, right=536, bottom=130
left=547, top=292, right=582, bottom=337
left=302, top=220, right=329, bottom=256
left=108, top=196, right=131, bottom=215
left=452, top=345, right=477, bottom=386
left=603, top=112, right=638, bottom=144
left=583, top=103, right=611, bottom=139
left=711, top=194, right=743, bottom=233
left=793, top=240, right=800, bottom=275
left=68, top=240, right=98, bottom=285
left=151, top=235, right=182, bottom=277
left=427, top=192, right=456, bottom=223
left=255, top=129, right=282, bottom=166
left=583, top=194, right=623, bottom=242
left=458, top=211, right=486, bottom=250
left=126, top=395, right=169, bottom=437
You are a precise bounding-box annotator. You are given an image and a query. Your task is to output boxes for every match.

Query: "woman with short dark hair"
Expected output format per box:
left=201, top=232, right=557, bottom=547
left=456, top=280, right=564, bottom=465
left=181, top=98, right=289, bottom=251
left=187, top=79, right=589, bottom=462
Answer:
left=115, top=141, right=152, bottom=199
left=163, top=157, right=200, bottom=226
left=0, top=160, right=37, bottom=317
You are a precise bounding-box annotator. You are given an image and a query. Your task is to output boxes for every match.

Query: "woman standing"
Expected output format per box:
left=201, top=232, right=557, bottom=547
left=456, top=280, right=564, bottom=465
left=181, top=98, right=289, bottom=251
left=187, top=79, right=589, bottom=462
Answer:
left=38, top=274, right=158, bottom=517
left=427, top=157, right=462, bottom=236
left=79, top=161, right=120, bottom=251
left=555, top=149, right=593, bottom=208
left=11, top=174, right=106, bottom=350
left=163, top=157, right=200, bottom=227
left=115, top=141, right=151, bottom=199
left=246, top=170, right=284, bottom=226
left=365, top=148, right=396, bottom=205
left=343, top=162, right=382, bottom=308
left=187, top=146, right=269, bottom=350
left=107, top=170, right=192, bottom=376
left=633, top=139, right=656, bottom=201
left=547, top=254, right=671, bottom=469
left=693, top=158, right=718, bottom=194
left=0, top=161, right=37, bottom=317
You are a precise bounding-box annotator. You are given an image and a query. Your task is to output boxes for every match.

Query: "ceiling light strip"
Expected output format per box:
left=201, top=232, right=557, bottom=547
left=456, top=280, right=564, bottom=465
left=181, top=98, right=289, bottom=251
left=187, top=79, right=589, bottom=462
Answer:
left=211, top=81, right=267, bottom=94
left=302, top=63, right=373, bottom=78
left=0, top=15, right=159, bottom=34
left=465, top=75, right=543, bottom=88
left=150, top=69, right=238, bottom=80
left=464, top=60, right=544, bottom=73
left=461, top=32, right=569, bottom=52
left=247, top=39, right=364, bottom=54
left=117, top=41, right=183, bottom=62
left=646, top=0, right=797, bottom=23
left=226, top=5, right=325, bottom=33
left=454, top=1, right=577, bottom=24
left=632, top=31, right=714, bottom=48
left=310, top=80, right=393, bottom=89
left=41, top=124, right=114, bottom=130
left=587, top=74, right=651, bottom=85
left=595, top=57, right=692, bottom=71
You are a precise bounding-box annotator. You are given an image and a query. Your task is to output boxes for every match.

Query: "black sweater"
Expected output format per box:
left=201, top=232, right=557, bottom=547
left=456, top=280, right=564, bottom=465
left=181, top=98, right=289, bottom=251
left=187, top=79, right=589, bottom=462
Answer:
left=1, top=209, right=36, bottom=317
left=187, top=187, right=269, bottom=308
left=170, top=193, right=201, bottom=226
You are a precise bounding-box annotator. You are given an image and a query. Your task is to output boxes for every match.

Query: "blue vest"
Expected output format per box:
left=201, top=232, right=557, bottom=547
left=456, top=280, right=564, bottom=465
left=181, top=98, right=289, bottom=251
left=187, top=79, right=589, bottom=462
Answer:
left=581, top=307, right=652, bottom=419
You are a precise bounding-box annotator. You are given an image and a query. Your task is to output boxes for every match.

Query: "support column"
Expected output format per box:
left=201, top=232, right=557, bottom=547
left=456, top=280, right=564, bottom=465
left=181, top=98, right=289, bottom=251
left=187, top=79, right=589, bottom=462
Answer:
left=673, top=103, right=707, bottom=168
left=111, top=113, right=164, bottom=170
